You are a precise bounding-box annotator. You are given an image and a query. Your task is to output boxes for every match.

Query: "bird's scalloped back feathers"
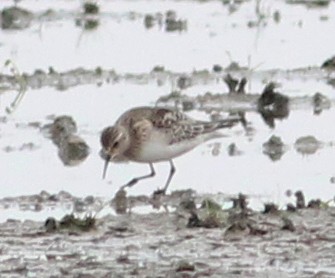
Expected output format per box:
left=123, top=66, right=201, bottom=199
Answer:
left=169, top=122, right=219, bottom=144
left=168, top=117, right=240, bottom=144
left=151, top=108, right=191, bottom=128
left=116, top=107, right=187, bottom=129
left=114, top=107, right=239, bottom=145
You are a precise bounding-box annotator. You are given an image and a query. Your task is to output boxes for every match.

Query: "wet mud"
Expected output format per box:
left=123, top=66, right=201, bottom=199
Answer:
left=0, top=191, right=334, bottom=277
left=1, top=65, right=334, bottom=93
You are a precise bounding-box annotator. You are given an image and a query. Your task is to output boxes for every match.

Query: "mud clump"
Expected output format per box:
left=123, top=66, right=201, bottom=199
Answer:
left=227, top=142, right=243, bottom=156
left=307, top=199, right=322, bottom=208
left=212, top=64, right=223, bottom=73
left=177, top=75, right=192, bottom=90
left=165, top=10, right=187, bottom=32
left=263, top=203, right=279, bottom=214
left=286, top=0, right=330, bottom=7
left=225, top=61, right=248, bottom=71
left=281, top=216, right=295, bottom=232
left=1, top=6, right=33, bottom=30
left=231, top=192, right=248, bottom=211
left=294, top=135, right=321, bottom=155
left=75, top=17, right=100, bottom=30
left=144, top=14, right=156, bottom=29
left=224, top=74, right=247, bottom=94
left=175, top=260, right=195, bottom=272
left=295, top=190, right=306, bottom=209
left=42, top=116, right=89, bottom=166
left=45, top=214, right=96, bottom=233
left=112, top=189, right=128, bottom=214
left=313, top=92, right=331, bottom=115
left=144, top=10, right=187, bottom=32
left=262, top=135, right=287, bottom=161
left=224, top=194, right=270, bottom=237
left=83, top=2, right=100, bottom=14
left=257, top=82, right=289, bottom=128
left=2, top=142, right=39, bottom=153
left=321, top=55, right=335, bottom=70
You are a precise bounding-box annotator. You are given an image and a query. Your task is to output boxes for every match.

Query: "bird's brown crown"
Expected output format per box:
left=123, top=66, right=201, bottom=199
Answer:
left=101, top=126, right=118, bottom=150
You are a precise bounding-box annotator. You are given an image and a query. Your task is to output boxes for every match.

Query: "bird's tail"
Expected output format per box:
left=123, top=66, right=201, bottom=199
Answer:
left=176, top=115, right=244, bottom=143
left=193, top=115, right=241, bottom=135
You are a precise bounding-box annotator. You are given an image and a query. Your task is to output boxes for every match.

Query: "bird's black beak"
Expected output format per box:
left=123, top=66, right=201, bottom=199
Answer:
left=102, top=154, right=111, bottom=179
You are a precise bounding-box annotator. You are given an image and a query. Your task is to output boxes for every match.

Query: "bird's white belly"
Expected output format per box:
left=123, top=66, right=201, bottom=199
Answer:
left=136, top=139, right=200, bottom=163
left=132, top=128, right=223, bottom=163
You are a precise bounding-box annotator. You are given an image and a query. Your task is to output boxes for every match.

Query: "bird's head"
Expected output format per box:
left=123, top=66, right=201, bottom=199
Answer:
left=100, top=125, right=130, bottom=179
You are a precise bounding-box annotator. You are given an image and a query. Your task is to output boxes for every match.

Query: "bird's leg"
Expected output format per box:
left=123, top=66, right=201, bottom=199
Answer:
left=121, top=163, right=155, bottom=190
left=154, top=160, right=176, bottom=195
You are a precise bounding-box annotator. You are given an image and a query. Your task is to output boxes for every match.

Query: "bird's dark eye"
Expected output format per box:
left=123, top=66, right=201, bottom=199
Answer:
left=113, top=141, right=119, bottom=148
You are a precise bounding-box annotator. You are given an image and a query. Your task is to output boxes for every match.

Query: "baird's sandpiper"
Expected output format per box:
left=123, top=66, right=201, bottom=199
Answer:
left=100, top=106, right=240, bottom=193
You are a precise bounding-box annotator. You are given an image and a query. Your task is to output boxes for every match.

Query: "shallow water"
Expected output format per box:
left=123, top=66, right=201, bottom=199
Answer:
left=0, top=0, right=335, bottom=218
left=0, top=0, right=335, bottom=72
left=1, top=82, right=334, bottom=213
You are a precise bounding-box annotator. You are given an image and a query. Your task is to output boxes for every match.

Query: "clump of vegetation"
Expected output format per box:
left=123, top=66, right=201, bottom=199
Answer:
left=212, top=64, right=223, bottom=72
left=75, top=17, right=100, bottom=30
left=143, top=10, right=187, bottom=32
left=247, top=0, right=270, bottom=28
left=144, top=14, right=155, bottom=29
left=187, top=198, right=228, bottom=228
left=1, top=6, right=33, bottom=30
left=273, top=10, right=281, bottom=23
left=84, top=19, right=99, bottom=30
left=151, top=65, right=165, bottom=72
left=263, top=135, right=286, bottom=161
left=286, top=190, right=333, bottom=211
left=45, top=214, right=96, bottom=233
left=74, top=2, right=100, bottom=31
left=286, top=0, right=330, bottom=8
left=257, top=82, right=290, bottom=128
left=321, top=56, right=335, bottom=70
left=224, top=74, right=247, bottom=94
left=3, top=60, right=27, bottom=114
left=83, top=2, right=100, bottom=14
left=175, top=260, right=195, bottom=272
left=95, top=66, right=103, bottom=75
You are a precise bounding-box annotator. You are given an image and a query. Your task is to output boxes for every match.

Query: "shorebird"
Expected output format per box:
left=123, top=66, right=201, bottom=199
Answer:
left=100, top=106, right=240, bottom=193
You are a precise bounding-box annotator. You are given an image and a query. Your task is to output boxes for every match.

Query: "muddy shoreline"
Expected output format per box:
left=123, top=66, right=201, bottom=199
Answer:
left=0, top=190, right=334, bottom=278
left=1, top=66, right=334, bottom=93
